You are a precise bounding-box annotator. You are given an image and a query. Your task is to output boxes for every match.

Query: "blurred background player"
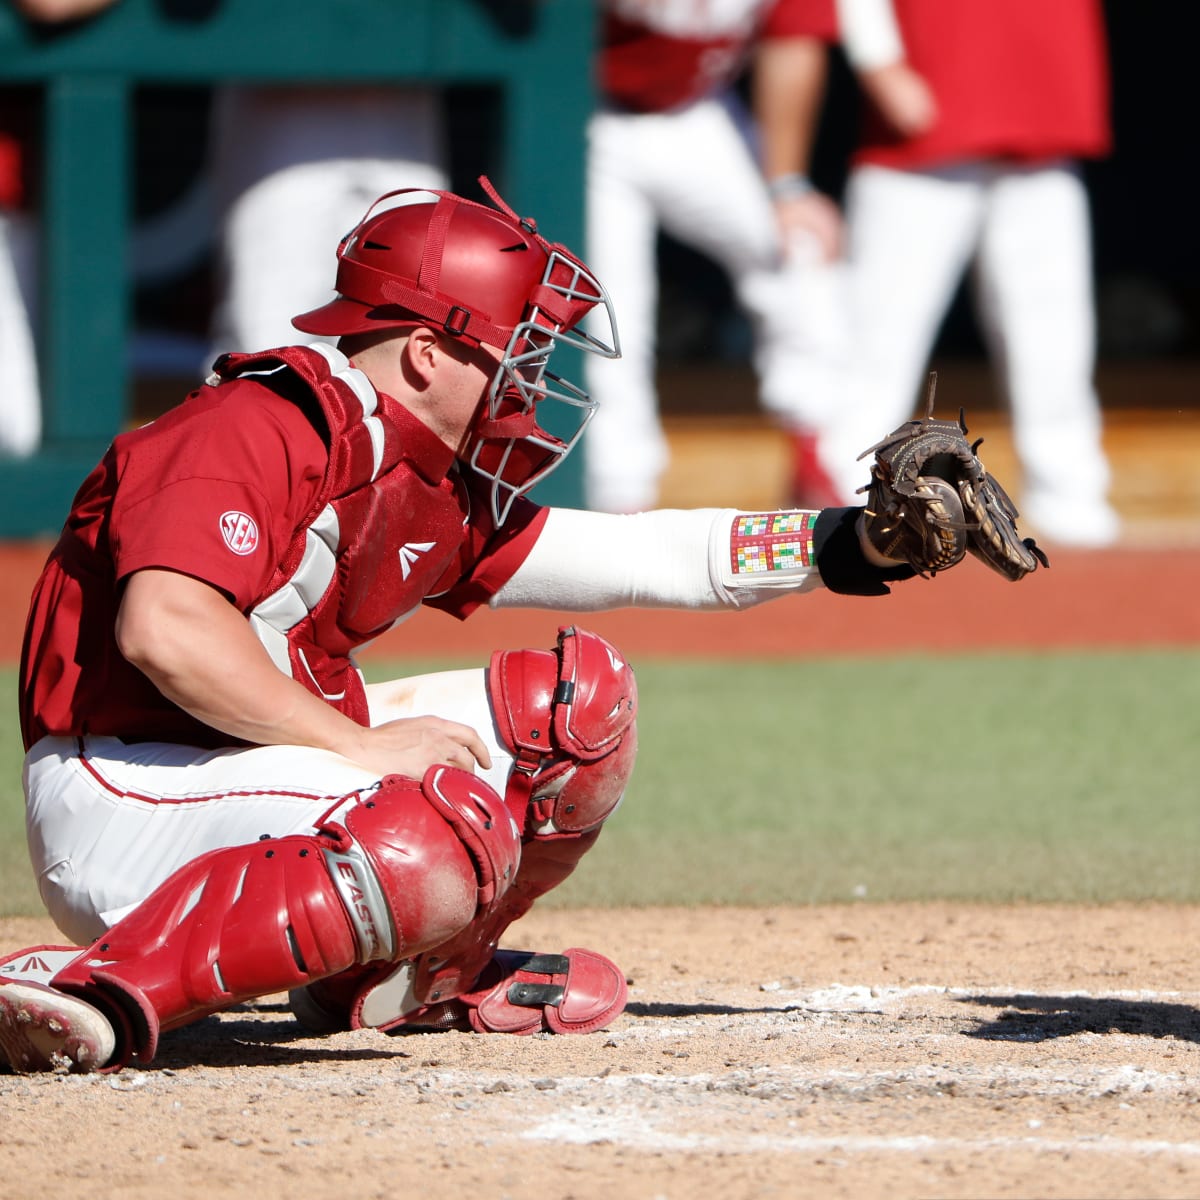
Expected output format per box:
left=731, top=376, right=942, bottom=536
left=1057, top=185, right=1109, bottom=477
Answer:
left=583, top=0, right=849, bottom=514
left=0, top=84, right=38, bottom=457
left=1, top=0, right=122, bottom=458
left=821, top=0, right=1119, bottom=547
left=206, top=84, right=448, bottom=355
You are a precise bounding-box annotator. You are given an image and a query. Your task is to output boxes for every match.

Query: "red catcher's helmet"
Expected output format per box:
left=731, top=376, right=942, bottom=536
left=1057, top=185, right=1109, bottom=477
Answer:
left=292, top=178, right=620, bottom=525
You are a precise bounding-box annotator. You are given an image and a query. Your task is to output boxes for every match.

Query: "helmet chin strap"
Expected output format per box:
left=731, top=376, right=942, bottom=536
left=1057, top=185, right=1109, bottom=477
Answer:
left=464, top=415, right=565, bottom=526
left=472, top=408, right=541, bottom=441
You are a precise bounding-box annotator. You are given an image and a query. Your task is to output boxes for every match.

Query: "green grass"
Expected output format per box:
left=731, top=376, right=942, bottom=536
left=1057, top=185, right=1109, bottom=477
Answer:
left=2, top=649, right=1196, bottom=916
left=0, top=674, right=31, bottom=916
left=586, top=649, right=1199, bottom=906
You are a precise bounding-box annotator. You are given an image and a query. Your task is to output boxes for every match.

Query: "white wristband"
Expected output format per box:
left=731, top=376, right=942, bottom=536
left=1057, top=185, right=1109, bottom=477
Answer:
left=767, top=173, right=815, bottom=201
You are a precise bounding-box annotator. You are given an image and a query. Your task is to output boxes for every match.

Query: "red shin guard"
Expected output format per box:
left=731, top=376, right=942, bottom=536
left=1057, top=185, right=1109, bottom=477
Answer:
left=289, top=629, right=639, bottom=1038
left=52, top=831, right=362, bottom=1066
left=50, top=767, right=521, bottom=1068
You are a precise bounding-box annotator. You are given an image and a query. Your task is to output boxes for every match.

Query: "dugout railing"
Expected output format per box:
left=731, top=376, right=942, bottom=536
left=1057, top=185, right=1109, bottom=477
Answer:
left=0, top=0, right=596, bottom=536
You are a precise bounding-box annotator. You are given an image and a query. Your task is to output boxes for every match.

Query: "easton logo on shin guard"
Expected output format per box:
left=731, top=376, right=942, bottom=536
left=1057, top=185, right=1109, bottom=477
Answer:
left=321, top=843, right=396, bottom=963
left=0, top=946, right=81, bottom=986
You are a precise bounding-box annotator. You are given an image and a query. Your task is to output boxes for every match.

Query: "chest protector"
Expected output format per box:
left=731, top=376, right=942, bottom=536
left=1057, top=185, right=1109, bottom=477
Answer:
left=212, top=344, right=469, bottom=724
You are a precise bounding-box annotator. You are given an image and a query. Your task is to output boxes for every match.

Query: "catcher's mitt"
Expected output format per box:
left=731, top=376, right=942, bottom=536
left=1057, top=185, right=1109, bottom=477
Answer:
left=858, top=373, right=1050, bottom=581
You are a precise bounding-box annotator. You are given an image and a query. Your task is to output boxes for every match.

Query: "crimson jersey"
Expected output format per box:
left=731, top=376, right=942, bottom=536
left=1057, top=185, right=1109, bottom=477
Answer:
left=0, top=92, right=36, bottom=210
left=600, top=0, right=837, bottom=113
left=854, top=0, right=1111, bottom=169
left=0, top=133, right=19, bottom=209
left=19, top=347, right=546, bottom=750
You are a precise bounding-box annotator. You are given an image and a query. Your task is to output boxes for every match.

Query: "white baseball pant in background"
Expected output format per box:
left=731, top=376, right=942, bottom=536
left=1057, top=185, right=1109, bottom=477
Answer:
left=0, top=210, right=40, bottom=457
left=583, top=93, right=848, bottom=514
left=208, top=86, right=448, bottom=355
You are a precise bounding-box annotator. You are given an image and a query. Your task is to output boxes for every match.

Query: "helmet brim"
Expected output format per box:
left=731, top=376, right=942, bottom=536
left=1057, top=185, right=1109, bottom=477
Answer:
left=291, top=297, right=420, bottom=337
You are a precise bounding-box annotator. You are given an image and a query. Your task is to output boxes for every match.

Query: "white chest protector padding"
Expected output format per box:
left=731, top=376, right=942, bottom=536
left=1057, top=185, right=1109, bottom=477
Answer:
left=488, top=625, right=638, bottom=838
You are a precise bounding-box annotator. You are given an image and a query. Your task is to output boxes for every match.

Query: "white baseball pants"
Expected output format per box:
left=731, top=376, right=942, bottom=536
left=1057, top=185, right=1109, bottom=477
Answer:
left=207, top=86, right=448, bottom=355
left=23, top=668, right=513, bottom=946
left=0, top=210, right=41, bottom=457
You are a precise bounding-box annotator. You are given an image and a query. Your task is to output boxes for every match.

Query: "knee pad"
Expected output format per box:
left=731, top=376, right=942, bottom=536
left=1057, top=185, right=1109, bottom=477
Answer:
left=51, top=766, right=521, bottom=1067
left=489, top=625, right=638, bottom=839
left=332, top=765, right=522, bottom=959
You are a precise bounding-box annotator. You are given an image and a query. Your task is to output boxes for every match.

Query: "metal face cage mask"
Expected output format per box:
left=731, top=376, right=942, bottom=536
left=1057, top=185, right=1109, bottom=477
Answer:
left=462, top=181, right=619, bottom=526
left=465, top=248, right=620, bottom=524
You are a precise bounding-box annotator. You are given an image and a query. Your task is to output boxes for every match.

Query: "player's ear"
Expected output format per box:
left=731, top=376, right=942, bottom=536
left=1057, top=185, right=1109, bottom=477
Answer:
left=402, top=325, right=442, bottom=387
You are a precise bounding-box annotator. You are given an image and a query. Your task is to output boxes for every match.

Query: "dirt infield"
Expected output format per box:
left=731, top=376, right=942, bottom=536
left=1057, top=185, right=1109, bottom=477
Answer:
left=4, top=904, right=1200, bottom=1200
left=3, top=544, right=1199, bottom=1197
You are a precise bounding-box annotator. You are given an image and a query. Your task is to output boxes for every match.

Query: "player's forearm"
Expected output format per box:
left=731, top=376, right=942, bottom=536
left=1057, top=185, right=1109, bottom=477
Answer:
left=115, top=568, right=369, bottom=756
left=492, top=507, right=737, bottom=611
left=753, top=37, right=829, bottom=185
left=144, top=642, right=367, bottom=757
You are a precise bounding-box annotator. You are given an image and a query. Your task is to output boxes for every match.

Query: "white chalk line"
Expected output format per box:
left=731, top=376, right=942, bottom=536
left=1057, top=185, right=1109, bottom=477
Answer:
left=414, top=1058, right=1195, bottom=1103
left=701, top=980, right=1200, bottom=1012
left=408, top=980, right=1200, bottom=1160
left=522, top=1107, right=1200, bottom=1160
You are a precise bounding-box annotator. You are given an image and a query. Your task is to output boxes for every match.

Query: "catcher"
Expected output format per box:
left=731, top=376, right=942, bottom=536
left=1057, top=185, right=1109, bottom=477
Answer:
left=0, top=181, right=1043, bottom=1075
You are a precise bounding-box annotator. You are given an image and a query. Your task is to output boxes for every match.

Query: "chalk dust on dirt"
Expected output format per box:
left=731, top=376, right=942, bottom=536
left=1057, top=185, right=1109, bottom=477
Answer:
left=4, top=903, right=1200, bottom=1200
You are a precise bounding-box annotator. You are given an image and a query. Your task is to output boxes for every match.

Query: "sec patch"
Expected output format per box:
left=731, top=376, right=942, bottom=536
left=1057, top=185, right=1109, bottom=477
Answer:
left=220, top=510, right=259, bottom=555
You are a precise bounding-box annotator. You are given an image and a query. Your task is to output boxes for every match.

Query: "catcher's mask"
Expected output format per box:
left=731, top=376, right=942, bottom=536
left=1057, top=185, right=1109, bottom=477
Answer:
left=292, top=178, right=620, bottom=525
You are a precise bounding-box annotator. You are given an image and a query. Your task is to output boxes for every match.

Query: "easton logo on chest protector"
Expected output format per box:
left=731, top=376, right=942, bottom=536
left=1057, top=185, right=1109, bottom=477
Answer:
left=398, top=541, right=436, bottom=580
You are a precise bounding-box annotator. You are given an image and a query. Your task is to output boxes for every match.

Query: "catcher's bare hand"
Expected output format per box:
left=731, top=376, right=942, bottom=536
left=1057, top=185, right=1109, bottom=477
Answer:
left=858, top=373, right=1050, bottom=581
left=342, top=716, right=493, bottom=778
